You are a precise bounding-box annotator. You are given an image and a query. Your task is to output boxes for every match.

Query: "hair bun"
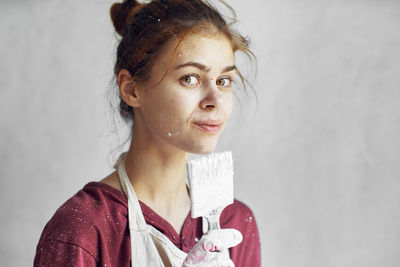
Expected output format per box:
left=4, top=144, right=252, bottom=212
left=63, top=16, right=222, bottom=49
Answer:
left=110, top=0, right=144, bottom=36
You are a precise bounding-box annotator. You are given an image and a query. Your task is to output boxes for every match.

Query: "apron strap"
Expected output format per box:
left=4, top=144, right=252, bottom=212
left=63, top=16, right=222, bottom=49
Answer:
left=115, top=152, right=188, bottom=266
left=116, top=152, right=148, bottom=231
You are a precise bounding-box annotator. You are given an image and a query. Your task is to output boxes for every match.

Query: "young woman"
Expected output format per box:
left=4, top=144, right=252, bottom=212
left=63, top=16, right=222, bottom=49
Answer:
left=34, top=0, right=261, bottom=266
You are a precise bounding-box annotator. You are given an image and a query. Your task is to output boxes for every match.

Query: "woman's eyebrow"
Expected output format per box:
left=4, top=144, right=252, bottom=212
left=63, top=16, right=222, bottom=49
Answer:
left=175, top=62, right=210, bottom=72
left=222, top=65, right=237, bottom=73
left=175, top=61, right=237, bottom=73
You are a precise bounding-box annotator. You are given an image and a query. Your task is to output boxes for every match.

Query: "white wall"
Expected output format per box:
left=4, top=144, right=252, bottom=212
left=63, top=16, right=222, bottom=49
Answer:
left=1, top=1, right=400, bottom=266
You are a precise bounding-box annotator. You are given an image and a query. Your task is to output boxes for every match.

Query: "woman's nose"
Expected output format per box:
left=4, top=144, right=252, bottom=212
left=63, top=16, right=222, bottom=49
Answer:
left=199, top=83, right=223, bottom=110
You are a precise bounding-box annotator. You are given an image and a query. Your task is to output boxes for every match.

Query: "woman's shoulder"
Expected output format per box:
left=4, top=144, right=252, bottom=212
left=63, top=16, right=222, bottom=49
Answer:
left=36, top=182, right=128, bottom=254
left=49, top=181, right=127, bottom=225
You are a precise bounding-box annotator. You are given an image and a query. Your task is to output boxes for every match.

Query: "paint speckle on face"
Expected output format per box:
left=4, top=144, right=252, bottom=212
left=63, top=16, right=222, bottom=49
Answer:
left=167, top=131, right=181, bottom=137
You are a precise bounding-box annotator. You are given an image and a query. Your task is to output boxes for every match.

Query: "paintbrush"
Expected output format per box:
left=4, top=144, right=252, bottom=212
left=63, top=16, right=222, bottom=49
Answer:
left=186, top=151, right=234, bottom=235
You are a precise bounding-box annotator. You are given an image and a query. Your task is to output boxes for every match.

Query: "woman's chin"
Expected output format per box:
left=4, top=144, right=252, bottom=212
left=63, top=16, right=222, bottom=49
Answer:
left=186, top=143, right=217, bottom=155
left=169, top=136, right=219, bottom=155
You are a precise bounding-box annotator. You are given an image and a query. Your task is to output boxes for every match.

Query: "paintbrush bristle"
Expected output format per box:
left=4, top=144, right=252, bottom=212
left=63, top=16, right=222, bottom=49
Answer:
left=187, top=151, right=234, bottom=218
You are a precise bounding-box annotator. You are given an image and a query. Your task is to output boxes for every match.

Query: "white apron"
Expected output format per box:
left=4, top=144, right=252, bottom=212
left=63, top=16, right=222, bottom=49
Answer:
left=115, top=153, right=188, bottom=267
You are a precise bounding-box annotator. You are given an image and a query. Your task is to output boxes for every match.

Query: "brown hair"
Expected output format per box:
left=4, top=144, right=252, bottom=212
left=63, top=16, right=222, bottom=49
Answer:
left=110, top=0, right=254, bottom=121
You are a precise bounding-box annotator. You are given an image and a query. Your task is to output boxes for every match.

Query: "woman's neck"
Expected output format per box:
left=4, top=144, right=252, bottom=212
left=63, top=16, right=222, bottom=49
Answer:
left=124, top=131, right=190, bottom=218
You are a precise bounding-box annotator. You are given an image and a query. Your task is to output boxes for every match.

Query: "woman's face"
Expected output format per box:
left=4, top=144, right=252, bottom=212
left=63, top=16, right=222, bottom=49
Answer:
left=135, top=32, right=235, bottom=154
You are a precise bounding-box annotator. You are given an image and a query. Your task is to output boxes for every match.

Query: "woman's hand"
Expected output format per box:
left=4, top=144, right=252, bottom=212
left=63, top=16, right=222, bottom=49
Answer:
left=183, top=229, right=243, bottom=267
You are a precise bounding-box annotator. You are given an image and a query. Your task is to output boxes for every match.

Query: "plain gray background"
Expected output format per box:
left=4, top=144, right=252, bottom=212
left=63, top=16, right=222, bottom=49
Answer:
left=1, top=0, right=400, bottom=266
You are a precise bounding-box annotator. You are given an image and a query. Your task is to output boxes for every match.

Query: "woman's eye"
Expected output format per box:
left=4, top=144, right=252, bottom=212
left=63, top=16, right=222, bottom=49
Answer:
left=180, top=75, right=199, bottom=86
left=216, top=77, right=232, bottom=87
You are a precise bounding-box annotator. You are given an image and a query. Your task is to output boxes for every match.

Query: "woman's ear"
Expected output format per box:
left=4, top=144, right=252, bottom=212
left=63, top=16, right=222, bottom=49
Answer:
left=118, top=69, right=141, bottom=108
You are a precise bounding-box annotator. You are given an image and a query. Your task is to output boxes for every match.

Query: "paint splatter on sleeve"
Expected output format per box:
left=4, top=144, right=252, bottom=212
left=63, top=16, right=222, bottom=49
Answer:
left=220, top=200, right=261, bottom=267
left=34, top=239, right=97, bottom=266
left=33, top=182, right=131, bottom=266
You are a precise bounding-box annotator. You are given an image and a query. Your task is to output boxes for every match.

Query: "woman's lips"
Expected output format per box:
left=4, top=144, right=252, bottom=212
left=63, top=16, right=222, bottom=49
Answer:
left=193, top=121, right=222, bottom=133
